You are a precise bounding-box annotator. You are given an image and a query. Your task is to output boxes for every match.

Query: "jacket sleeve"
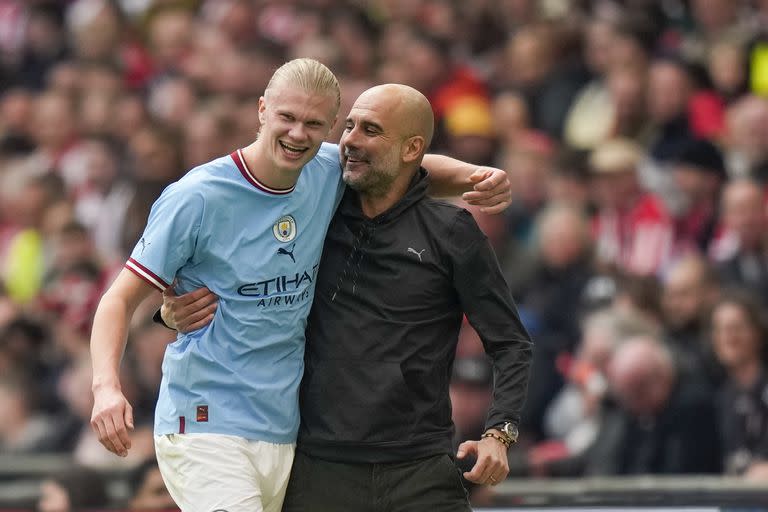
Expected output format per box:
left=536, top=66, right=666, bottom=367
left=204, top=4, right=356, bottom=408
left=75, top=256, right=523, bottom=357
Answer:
left=447, top=209, right=533, bottom=429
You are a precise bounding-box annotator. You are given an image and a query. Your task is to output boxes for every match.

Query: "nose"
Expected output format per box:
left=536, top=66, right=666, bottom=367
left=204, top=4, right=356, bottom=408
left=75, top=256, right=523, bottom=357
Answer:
left=287, top=122, right=307, bottom=142
left=342, top=125, right=360, bottom=149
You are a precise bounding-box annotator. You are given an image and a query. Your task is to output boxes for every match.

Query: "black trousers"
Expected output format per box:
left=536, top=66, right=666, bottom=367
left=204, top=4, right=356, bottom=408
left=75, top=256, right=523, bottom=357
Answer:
left=282, top=451, right=472, bottom=512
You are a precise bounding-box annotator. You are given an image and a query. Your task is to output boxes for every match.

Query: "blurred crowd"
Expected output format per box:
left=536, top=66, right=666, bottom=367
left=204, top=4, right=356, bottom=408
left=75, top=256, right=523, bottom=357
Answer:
left=2, top=0, right=768, bottom=507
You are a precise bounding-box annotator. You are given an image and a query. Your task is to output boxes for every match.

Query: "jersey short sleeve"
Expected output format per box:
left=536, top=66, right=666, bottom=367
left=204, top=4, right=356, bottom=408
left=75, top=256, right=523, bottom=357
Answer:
left=125, top=181, right=204, bottom=291
left=316, top=142, right=346, bottom=206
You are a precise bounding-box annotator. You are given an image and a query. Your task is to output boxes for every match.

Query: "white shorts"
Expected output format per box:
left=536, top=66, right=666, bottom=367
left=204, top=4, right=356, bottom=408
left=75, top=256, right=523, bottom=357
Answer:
left=154, top=434, right=295, bottom=512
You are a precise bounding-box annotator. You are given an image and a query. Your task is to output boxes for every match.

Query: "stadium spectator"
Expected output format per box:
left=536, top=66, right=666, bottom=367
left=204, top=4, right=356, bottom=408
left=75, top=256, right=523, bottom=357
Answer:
left=502, top=131, right=557, bottom=249
left=393, top=31, right=490, bottom=151
left=37, top=466, right=109, bottom=512
left=661, top=254, right=723, bottom=384
left=611, top=273, right=665, bottom=329
left=716, top=179, right=768, bottom=302
left=602, top=335, right=722, bottom=474
left=706, top=38, right=749, bottom=105
left=0, top=372, right=57, bottom=453
left=646, top=57, right=697, bottom=162
left=589, top=138, right=674, bottom=276
left=668, top=138, right=727, bottom=254
left=533, top=308, right=659, bottom=476
left=723, top=95, right=768, bottom=179
left=127, top=458, right=176, bottom=510
left=502, top=23, right=588, bottom=140
left=516, top=203, right=595, bottom=439
left=711, top=291, right=768, bottom=475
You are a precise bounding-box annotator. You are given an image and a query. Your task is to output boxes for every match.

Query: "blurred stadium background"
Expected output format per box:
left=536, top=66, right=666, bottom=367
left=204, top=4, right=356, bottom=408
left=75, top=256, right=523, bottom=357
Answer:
left=3, top=0, right=768, bottom=509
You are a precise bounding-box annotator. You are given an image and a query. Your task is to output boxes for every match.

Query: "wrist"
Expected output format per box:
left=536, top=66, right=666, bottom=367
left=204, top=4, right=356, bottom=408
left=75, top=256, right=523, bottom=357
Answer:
left=92, top=377, right=121, bottom=393
left=154, top=307, right=176, bottom=331
left=160, top=305, right=176, bottom=330
left=485, top=421, right=519, bottom=446
left=481, top=431, right=511, bottom=449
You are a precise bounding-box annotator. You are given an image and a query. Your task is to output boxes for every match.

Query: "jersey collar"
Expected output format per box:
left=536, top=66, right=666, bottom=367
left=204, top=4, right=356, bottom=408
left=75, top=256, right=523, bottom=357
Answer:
left=231, top=149, right=295, bottom=195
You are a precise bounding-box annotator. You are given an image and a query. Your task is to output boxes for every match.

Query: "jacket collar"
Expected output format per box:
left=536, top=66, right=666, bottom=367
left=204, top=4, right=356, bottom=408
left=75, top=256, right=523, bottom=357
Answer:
left=340, top=167, right=429, bottom=222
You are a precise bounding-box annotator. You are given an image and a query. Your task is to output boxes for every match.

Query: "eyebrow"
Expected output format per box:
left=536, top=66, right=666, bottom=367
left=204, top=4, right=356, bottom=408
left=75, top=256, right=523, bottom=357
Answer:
left=277, top=109, right=327, bottom=125
left=347, top=118, right=384, bottom=132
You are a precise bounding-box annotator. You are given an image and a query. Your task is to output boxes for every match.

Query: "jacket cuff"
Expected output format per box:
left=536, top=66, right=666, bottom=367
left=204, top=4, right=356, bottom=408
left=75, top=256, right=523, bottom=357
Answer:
left=153, top=308, right=175, bottom=331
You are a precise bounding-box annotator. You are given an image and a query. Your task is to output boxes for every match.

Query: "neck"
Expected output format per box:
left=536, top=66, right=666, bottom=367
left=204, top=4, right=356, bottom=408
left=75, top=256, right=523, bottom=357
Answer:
left=241, top=140, right=301, bottom=190
left=359, top=167, right=417, bottom=219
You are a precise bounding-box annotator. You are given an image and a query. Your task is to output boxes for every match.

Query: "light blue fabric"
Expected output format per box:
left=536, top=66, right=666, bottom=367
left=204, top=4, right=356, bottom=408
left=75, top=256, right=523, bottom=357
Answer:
left=127, top=142, right=345, bottom=443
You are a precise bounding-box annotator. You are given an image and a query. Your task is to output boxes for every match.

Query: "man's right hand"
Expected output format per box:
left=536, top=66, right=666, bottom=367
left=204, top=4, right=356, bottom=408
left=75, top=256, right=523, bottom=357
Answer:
left=161, top=286, right=218, bottom=333
left=91, top=385, right=134, bottom=457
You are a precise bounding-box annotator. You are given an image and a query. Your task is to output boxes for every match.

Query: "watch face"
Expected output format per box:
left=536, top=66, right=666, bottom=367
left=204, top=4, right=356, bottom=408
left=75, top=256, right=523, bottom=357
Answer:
left=503, top=422, right=519, bottom=441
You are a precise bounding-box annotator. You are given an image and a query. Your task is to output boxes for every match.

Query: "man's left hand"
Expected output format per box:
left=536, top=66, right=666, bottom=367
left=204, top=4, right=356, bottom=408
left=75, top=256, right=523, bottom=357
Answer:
left=456, top=436, right=510, bottom=486
left=462, top=167, right=511, bottom=214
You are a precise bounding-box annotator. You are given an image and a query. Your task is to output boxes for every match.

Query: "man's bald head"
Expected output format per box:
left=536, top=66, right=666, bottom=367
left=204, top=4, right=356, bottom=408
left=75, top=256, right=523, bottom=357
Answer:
left=356, top=84, right=435, bottom=151
left=608, top=335, right=676, bottom=418
left=722, top=178, right=766, bottom=249
left=340, top=83, right=436, bottom=200
left=662, top=254, right=719, bottom=329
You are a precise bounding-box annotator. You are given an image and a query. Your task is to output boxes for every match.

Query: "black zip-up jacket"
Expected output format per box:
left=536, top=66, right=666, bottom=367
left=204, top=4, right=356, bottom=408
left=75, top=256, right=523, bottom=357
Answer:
left=297, top=168, right=533, bottom=463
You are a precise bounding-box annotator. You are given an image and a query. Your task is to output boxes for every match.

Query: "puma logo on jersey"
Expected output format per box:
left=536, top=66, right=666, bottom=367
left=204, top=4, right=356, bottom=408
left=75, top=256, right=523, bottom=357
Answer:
left=277, top=243, right=296, bottom=263
left=407, top=247, right=426, bottom=262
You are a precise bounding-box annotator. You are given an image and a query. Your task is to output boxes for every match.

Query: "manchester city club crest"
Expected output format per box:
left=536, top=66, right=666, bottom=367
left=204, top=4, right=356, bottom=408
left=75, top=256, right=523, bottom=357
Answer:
left=273, top=215, right=297, bottom=242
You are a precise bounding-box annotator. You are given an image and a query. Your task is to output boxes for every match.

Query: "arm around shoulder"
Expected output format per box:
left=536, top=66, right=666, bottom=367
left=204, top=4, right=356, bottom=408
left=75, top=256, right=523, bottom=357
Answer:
left=423, top=154, right=511, bottom=213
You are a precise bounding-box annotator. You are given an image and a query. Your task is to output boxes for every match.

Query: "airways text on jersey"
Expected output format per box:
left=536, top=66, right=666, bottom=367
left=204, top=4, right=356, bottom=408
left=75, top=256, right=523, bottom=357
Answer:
left=237, top=263, right=320, bottom=308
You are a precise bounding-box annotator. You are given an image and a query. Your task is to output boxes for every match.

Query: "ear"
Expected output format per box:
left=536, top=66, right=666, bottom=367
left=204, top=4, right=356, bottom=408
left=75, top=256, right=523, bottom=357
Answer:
left=401, top=136, right=426, bottom=164
left=258, top=96, right=267, bottom=125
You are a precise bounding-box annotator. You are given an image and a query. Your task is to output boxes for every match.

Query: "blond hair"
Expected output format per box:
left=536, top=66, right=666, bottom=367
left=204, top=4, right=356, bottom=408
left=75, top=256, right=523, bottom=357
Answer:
left=265, top=58, right=341, bottom=111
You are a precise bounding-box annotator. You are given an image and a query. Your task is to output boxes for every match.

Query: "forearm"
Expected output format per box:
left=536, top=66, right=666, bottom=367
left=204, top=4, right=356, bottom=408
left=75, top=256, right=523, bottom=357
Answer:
left=422, top=153, right=477, bottom=196
left=90, top=293, right=132, bottom=390
left=483, top=340, right=533, bottom=427
left=90, top=270, right=155, bottom=390
left=470, top=291, right=533, bottom=426
left=451, top=214, right=533, bottom=425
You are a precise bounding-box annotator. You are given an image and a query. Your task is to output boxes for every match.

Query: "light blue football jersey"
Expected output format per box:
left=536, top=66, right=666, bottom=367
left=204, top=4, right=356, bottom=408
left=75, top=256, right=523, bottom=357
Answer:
left=126, top=142, right=345, bottom=443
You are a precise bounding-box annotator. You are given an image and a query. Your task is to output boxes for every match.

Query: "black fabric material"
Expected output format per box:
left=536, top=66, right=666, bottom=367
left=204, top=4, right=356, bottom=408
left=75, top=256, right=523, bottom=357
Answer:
left=718, top=369, right=768, bottom=474
left=297, top=168, right=533, bottom=463
left=282, top=451, right=471, bottom=512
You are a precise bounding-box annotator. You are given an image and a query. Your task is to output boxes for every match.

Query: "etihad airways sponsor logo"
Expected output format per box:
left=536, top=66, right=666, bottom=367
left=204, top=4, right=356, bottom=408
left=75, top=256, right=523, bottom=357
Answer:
left=237, top=263, right=319, bottom=307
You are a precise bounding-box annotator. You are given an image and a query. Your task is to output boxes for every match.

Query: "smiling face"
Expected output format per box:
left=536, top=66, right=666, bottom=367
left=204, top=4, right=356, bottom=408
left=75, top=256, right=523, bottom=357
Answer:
left=339, top=84, right=432, bottom=197
left=257, top=86, right=337, bottom=176
left=339, top=96, right=403, bottom=196
left=712, top=301, right=763, bottom=371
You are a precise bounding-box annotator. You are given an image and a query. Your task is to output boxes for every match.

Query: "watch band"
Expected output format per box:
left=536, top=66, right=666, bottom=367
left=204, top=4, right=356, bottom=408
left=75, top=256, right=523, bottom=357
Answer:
left=487, top=421, right=519, bottom=444
left=481, top=431, right=511, bottom=448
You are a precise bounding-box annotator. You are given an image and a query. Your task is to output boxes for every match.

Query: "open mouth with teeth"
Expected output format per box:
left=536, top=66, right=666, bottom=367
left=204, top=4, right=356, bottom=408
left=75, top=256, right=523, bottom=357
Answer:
left=345, top=153, right=368, bottom=165
left=279, top=141, right=309, bottom=159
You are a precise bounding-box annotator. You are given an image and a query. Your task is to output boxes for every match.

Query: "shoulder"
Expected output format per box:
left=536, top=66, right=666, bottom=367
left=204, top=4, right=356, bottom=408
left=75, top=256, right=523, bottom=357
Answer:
left=312, top=142, right=341, bottom=170
left=155, top=156, right=232, bottom=208
left=419, top=198, right=486, bottom=242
